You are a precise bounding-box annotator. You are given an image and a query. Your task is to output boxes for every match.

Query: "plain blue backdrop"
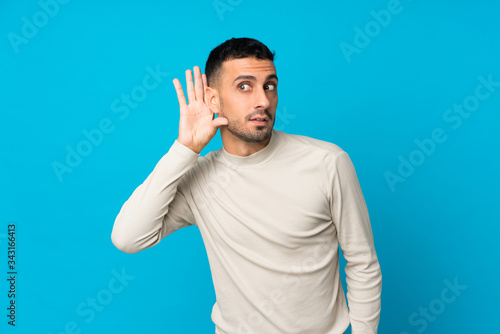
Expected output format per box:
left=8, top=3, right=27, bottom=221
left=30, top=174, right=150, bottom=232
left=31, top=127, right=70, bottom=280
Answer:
left=1, top=0, right=499, bottom=333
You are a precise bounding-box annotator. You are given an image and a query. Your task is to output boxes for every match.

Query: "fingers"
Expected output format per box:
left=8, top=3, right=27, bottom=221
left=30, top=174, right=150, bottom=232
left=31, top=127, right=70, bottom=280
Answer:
left=172, top=78, right=187, bottom=108
left=194, top=66, right=204, bottom=102
left=175, top=66, right=206, bottom=106
left=185, top=69, right=195, bottom=104
left=202, top=73, right=208, bottom=103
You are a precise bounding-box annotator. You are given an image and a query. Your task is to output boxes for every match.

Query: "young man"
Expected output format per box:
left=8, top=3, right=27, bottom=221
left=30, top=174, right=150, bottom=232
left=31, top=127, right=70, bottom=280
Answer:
left=111, top=37, right=382, bottom=334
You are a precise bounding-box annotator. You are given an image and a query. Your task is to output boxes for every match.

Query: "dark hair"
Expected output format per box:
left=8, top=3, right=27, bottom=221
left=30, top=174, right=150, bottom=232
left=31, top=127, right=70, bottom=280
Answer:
left=205, top=37, right=275, bottom=87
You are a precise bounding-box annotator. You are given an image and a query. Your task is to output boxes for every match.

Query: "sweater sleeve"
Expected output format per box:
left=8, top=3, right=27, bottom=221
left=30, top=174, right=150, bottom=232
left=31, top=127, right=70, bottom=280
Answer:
left=111, top=139, right=199, bottom=254
left=329, top=151, right=382, bottom=334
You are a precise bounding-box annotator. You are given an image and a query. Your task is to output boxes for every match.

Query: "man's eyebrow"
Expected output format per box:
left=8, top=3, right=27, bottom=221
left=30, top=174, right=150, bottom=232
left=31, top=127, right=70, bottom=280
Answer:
left=266, top=74, right=278, bottom=82
left=232, top=74, right=278, bottom=84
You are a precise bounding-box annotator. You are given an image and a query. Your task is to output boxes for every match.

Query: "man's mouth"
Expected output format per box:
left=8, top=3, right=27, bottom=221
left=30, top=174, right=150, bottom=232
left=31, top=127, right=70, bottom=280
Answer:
left=249, top=116, right=269, bottom=124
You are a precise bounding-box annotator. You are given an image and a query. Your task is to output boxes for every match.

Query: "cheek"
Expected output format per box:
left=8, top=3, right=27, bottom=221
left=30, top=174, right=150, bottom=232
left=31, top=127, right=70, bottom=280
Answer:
left=268, top=91, right=278, bottom=101
left=221, top=100, right=244, bottom=121
left=228, top=95, right=252, bottom=112
left=269, top=95, right=278, bottom=108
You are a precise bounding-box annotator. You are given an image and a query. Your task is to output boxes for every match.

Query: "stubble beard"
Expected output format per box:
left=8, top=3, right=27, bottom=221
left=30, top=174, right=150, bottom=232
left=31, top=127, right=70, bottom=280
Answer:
left=220, top=97, right=274, bottom=143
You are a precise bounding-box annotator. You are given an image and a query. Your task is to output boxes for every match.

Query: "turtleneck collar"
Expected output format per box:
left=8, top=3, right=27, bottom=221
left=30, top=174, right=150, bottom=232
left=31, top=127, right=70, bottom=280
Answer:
left=215, top=129, right=285, bottom=168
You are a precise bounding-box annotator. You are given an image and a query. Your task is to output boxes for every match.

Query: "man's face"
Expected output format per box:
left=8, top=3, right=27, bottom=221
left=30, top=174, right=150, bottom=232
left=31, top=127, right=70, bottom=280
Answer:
left=216, top=57, right=278, bottom=143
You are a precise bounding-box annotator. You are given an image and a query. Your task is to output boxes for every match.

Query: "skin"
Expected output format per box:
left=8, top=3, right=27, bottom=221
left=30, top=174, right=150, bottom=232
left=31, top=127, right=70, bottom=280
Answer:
left=172, top=57, right=278, bottom=156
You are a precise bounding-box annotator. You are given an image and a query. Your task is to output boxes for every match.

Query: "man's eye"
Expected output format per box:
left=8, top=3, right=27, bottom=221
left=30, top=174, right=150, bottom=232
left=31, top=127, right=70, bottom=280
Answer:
left=238, top=84, right=250, bottom=91
left=265, top=84, right=276, bottom=91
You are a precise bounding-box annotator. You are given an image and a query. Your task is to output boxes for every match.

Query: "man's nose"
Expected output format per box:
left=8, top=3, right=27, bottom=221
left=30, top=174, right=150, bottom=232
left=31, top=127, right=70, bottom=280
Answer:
left=253, top=87, right=271, bottom=110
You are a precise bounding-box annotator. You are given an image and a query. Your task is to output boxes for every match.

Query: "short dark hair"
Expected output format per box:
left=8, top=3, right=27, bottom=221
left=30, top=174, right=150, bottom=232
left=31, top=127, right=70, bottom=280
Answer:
left=205, top=37, right=275, bottom=87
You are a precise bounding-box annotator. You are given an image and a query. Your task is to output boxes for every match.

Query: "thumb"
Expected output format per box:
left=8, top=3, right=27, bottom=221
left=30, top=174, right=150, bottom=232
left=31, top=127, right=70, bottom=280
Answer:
left=212, top=116, right=229, bottom=128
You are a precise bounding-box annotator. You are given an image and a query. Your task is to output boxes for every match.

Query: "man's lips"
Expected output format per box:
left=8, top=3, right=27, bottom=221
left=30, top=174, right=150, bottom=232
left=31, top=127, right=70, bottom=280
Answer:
left=249, top=116, right=269, bottom=124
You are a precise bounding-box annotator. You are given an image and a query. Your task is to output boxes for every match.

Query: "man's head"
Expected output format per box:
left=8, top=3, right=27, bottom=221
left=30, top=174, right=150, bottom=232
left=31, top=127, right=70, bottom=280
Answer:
left=204, top=38, right=278, bottom=145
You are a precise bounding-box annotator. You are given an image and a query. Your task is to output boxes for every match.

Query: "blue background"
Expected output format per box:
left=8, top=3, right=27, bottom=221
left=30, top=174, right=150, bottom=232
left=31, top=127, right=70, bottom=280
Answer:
left=1, top=0, right=499, bottom=333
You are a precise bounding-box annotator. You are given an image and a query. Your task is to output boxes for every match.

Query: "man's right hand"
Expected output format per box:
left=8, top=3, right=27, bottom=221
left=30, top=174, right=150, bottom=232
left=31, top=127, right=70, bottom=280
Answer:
left=173, top=66, right=228, bottom=154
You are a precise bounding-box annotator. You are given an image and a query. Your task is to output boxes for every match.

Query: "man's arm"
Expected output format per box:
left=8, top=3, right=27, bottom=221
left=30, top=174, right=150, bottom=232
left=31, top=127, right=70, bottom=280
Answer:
left=111, top=66, right=228, bottom=253
left=329, top=151, right=382, bottom=334
left=111, top=140, right=199, bottom=254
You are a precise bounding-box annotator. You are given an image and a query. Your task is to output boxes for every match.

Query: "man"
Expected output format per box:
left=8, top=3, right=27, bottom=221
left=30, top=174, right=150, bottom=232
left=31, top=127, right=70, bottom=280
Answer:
left=111, top=37, right=382, bottom=334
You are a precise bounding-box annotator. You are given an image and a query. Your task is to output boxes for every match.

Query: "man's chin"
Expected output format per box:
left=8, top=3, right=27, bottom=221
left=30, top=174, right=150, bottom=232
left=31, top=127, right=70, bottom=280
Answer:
left=227, top=125, right=273, bottom=143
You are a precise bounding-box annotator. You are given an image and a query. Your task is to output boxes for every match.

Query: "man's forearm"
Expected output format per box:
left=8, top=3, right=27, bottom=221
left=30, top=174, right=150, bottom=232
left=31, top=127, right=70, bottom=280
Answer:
left=111, top=139, right=199, bottom=253
left=345, top=253, right=382, bottom=333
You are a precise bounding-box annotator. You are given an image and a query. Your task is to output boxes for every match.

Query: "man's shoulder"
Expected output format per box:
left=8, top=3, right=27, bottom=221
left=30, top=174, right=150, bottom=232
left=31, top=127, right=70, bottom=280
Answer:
left=280, top=130, right=346, bottom=157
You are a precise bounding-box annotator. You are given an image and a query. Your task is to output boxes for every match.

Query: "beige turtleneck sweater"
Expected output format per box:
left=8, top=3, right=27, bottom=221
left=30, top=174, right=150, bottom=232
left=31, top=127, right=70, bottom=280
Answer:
left=111, top=129, right=382, bottom=334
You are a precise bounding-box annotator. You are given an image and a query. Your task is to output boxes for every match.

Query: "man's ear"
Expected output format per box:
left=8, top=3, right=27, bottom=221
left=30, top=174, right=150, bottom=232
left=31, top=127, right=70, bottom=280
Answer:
left=205, top=86, right=220, bottom=114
